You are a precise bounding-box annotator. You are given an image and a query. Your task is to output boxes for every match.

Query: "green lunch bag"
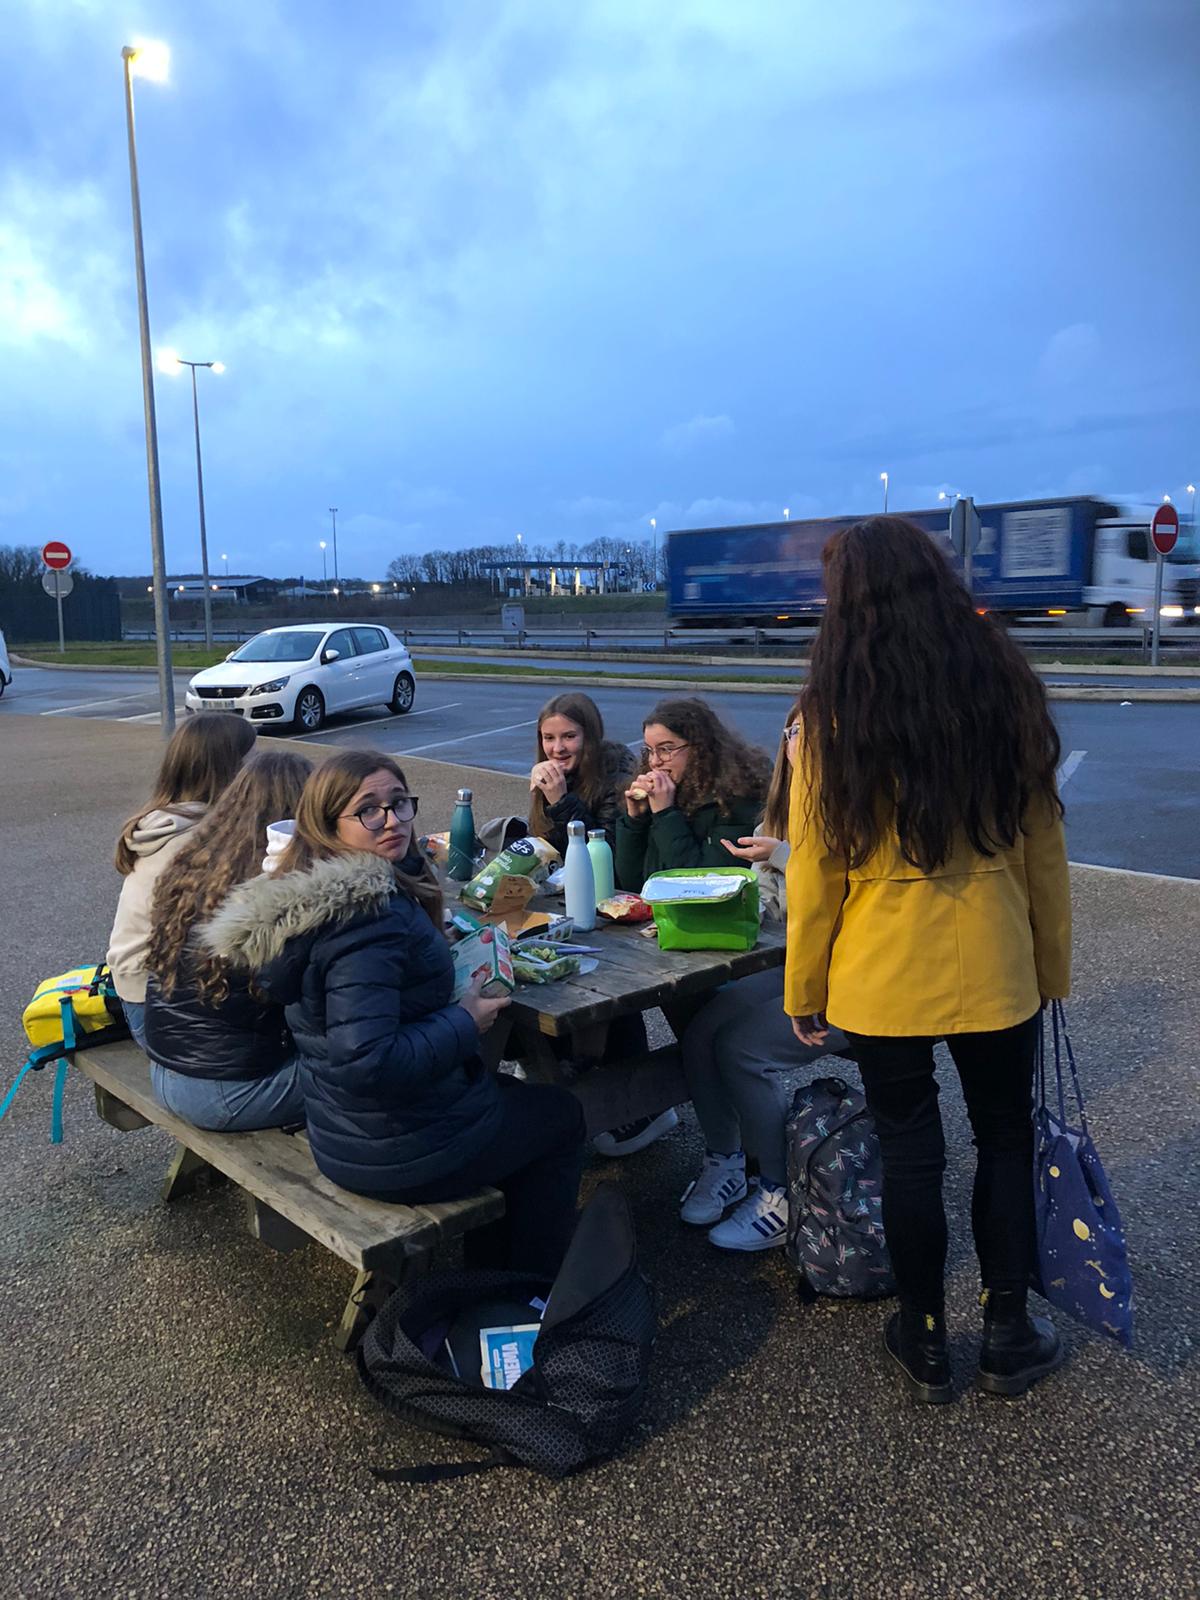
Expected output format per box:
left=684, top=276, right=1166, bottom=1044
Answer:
left=641, top=867, right=761, bottom=952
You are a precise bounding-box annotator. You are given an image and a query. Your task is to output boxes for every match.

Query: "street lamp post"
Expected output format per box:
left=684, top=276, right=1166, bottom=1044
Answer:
left=162, top=354, right=224, bottom=647
left=880, top=472, right=889, bottom=512
left=319, top=540, right=328, bottom=591
left=1189, top=484, right=1196, bottom=523
left=328, top=508, right=339, bottom=596
left=221, top=552, right=228, bottom=579
left=121, top=40, right=174, bottom=733
left=649, top=516, right=657, bottom=589
left=783, top=507, right=790, bottom=521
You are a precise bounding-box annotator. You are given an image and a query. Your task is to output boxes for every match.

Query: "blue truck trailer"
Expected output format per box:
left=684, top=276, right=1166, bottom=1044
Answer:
left=666, top=497, right=1200, bottom=626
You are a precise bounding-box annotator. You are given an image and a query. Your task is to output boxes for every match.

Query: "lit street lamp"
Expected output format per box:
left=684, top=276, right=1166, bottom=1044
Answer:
left=121, top=39, right=174, bottom=733
left=1188, top=484, right=1196, bottom=522
left=158, top=350, right=224, bottom=647
left=880, top=471, right=889, bottom=512
left=328, top=507, right=339, bottom=596
left=319, top=540, right=328, bottom=591
left=649, top=516, right=657, bottom=589
left=783, top=507, right=790, bottom=520
left=221, top=552, right=228, bottom=579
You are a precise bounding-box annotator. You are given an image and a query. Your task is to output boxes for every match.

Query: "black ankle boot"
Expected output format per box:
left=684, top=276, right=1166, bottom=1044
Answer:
left=884, top=1310, right=953, bottom=1404
left=976, top=1293, right=1065, bottom=1398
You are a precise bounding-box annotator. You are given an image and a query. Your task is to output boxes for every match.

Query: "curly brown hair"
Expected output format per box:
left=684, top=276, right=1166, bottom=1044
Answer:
left=799, top=516, right=1062, bottom=871
left=639, top=697, right=771, bottom=816
left=147, top=751, right=313, bottom=1004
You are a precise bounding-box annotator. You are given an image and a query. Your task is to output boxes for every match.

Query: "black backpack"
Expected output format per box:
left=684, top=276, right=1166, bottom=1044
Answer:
left=358, top=1184, right=655, bottom=1480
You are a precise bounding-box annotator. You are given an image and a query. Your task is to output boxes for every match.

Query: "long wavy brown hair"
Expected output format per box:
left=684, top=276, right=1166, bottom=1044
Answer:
left=275, top=749, right=445, bottom=932
left=147, top=751, right=313, bottom=1004
left=761, top=700, right=802, bottom=842
left=115, top=715, right=256, bottom=875
left=638, top=697, right=771, bottom=816
left=799, top=515, right=1062, bottom=871
left=528, top=692, right=609, bottom=839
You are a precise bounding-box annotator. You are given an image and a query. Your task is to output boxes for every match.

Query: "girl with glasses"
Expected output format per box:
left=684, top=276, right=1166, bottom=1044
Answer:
left=677, top=703, right=850, bottom=1251
left=203, top=749, right=586, bottom=1277
left=786, top=517, right=1071, bottom=1403
left=527, top=692, right=638, bottom=857
left=614, top=697, right=772, bottom=892
left=143, top=752, right=313, bottom=1130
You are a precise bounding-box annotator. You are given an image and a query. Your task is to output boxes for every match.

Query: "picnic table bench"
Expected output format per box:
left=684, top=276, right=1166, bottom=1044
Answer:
left=71, top=915, right=788, bottom=1347
left=73, top=1040, right=504, bottom=1351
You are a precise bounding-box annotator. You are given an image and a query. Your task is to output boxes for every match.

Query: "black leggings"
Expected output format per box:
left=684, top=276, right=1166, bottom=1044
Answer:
left=845, top=1013, right=1040, bottom=1316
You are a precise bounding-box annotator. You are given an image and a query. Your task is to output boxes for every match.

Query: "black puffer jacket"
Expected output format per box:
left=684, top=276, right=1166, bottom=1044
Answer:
left=143, top=958, right=292, bottom=1081
left=202, top=852, right=502, bottom=1195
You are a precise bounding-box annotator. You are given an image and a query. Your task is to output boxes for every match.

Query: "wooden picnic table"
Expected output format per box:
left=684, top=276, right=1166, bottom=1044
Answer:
left=479, top=911, right=788, bottom=1136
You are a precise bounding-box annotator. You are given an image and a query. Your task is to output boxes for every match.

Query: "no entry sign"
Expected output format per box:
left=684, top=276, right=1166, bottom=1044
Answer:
left=1150, top=504, right=1179, bottom=557
left=42, top=540, right=73, bottom=571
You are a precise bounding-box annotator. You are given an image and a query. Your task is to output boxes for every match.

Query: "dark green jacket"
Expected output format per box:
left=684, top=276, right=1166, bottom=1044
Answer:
left=614, top=796, right=763, bottom=891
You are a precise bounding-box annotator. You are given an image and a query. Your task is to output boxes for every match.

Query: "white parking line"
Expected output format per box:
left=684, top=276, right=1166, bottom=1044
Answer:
left=1057, top=749, right=1087, bottom=788
left=286, top=702, right=463, bottom=742
left=400, top=717, right=538, bottom=755
left=42, top=694, right=155, bottom=716
left=118, top=711, right=176, bottom=723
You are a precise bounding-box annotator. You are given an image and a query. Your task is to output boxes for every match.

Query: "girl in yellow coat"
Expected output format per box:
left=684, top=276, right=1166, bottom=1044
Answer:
left=785, top=516, right=1071, bottom=1405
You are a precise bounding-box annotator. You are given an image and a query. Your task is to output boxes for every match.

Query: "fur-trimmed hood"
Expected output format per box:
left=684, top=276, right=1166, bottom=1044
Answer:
left=201, top=851, right=398, bottom=970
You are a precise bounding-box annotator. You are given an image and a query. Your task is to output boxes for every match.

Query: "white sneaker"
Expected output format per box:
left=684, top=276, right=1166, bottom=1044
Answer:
left=707, top=1179, right=789, bottom=1252
left=592, top=1107, right=679, bottom=1158
left=680, top=1151, right=748, bottom=1226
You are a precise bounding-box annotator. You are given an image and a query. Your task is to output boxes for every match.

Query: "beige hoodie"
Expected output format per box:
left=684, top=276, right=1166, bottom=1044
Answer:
left=106, top=804, right=208, bottom=1003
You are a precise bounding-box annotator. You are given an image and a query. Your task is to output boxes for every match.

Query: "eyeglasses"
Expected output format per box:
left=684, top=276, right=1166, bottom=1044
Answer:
left=341, top=795, right=419, bottom=831
left=783, top=724, right=801, bottom=743
left=642, top=741, right=689, bottom=763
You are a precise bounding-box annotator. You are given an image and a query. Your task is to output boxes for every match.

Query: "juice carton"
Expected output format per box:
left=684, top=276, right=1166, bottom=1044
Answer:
left=450, top=924, right=515, bottom=1002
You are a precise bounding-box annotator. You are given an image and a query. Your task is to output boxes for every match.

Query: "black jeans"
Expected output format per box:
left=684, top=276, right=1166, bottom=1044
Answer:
left=845, top=1013, right=1040, bottom=1316
left=387, top=1078, right=587, bottom=1278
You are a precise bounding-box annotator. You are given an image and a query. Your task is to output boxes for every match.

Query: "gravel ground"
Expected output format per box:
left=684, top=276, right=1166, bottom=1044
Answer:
left=1, top=718, right=1197, bottom=1600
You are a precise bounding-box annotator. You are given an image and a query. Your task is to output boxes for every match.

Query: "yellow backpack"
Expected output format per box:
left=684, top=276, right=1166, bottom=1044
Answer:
left=6, top=964, right=129, bottom=1143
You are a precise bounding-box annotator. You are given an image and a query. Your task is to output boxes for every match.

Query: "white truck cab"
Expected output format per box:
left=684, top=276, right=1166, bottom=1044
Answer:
left=1089, top=508, right=1200, bottom=626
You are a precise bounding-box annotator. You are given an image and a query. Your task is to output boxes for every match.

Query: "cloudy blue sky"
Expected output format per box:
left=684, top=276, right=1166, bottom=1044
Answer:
left=3, top=0, right=1198, bottom=578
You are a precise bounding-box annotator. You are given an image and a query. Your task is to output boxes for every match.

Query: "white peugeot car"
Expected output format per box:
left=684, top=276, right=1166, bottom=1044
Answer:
left=185, top=623, right=416, bottom=733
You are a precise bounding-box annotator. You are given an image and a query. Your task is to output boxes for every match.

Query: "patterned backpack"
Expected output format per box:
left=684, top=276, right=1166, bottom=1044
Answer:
left=358, top=1184, right=655, bottom=1480
left=786, top=1076, right=895, bottom=1301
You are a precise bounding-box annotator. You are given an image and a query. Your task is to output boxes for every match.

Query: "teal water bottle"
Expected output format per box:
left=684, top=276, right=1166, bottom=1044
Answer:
left=448, top=787, right=476, bottom=881
left=587, top=828, right=615, bottom=902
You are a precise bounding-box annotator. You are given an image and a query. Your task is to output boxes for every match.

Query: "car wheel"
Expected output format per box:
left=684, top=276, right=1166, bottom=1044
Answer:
left=389, top=672, right=416, bottom=715
left=1103, top=602, right=1131, bottom=628
left=295, top=686, right=325, bottom=731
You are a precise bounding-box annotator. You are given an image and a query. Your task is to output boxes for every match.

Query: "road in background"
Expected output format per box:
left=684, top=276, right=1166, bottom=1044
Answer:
left=6, top=664, right=1198, bottom=877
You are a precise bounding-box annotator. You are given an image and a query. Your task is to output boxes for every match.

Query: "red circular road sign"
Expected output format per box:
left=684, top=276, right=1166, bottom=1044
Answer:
left=42, top=541, right=73, bottom=570
left=1150, top=504, right=1179, bottom=556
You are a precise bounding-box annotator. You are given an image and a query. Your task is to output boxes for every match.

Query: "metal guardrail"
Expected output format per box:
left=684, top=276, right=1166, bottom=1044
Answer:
left=121, top=622, right=1195, bottom=661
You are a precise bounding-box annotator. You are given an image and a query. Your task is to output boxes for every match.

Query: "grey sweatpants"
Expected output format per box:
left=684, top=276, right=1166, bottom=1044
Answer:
left=680, top=967, right=848, bottom=1186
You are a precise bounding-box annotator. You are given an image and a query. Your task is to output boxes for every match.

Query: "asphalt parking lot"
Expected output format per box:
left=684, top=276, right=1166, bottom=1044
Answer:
left=1, top=713, right=1198, bottom=1599
left=6, top=662, right=1199, bottom=878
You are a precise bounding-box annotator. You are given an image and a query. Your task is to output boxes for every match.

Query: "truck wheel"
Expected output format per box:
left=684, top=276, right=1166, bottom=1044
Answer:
left=1102, top=603, right=1131, bottom=628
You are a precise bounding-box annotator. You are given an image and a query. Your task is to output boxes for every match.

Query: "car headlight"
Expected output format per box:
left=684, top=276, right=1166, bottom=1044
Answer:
left=251, top=676, right=290, bottom=694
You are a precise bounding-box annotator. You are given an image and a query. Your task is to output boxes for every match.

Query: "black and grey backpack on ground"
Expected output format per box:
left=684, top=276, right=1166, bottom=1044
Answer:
left=786, top=1076, right=896, bottom=1302
left=358, top=1184, right=655, bottom=1480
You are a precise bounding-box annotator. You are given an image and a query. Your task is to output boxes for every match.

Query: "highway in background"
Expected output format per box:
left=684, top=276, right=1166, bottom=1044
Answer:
left=5, top=663, right=1198, bottom=879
